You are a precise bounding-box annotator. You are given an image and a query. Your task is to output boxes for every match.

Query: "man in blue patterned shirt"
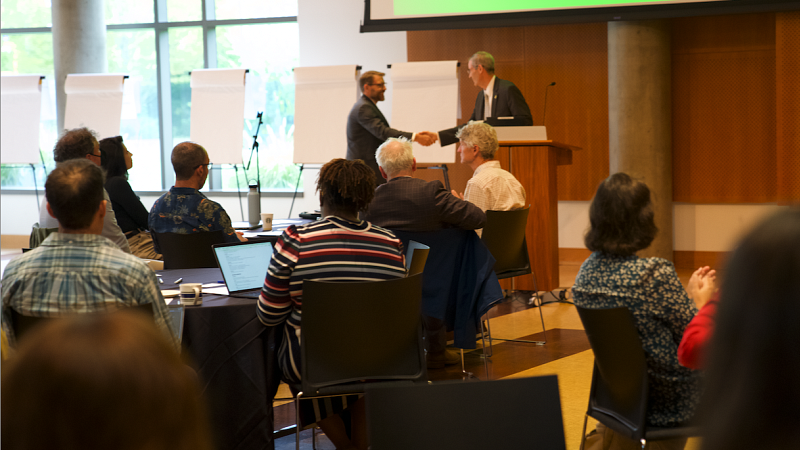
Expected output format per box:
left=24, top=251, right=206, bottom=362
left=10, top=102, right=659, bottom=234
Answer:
left=148, top=141, right=244, bottom=253
left=1, top=159, right=176, bottom=349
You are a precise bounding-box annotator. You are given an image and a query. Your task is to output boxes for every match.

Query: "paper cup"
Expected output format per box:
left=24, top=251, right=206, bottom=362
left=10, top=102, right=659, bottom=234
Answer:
left=179, top=283, right=203, bottom=306
left=261, top=213, right=274, bottom=231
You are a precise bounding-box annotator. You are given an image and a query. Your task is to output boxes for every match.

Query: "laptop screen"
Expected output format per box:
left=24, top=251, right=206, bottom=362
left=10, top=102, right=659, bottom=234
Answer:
left=213, top=241, right=274, bottom=294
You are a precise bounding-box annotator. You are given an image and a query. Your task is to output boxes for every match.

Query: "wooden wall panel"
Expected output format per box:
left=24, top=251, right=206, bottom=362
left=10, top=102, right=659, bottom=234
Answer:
left=672, top=14, right=777, bottom=202
left=409, top=13, right=796, bottom=205
left=408, top=23, right=609, bottom=201
left=776, top=11, right=800, bottom=204
left=523, top=22, right=609, bottom=201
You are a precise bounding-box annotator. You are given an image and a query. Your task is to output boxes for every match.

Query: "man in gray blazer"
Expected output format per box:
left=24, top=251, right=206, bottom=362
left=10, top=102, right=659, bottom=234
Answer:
left=438, top=51, right=533, bottom=147
left=346, top=70, right=437, bottom=185
left=366, top=137, right=485, bottom=368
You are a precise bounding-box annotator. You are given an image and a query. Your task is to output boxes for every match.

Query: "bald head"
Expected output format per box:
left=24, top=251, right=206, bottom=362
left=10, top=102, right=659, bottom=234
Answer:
left=375, top=137, right=414, bottom=179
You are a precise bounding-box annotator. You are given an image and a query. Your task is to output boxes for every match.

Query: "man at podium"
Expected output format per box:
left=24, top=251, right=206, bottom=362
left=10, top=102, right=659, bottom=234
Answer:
left=438, top=51, right=533, bottom=147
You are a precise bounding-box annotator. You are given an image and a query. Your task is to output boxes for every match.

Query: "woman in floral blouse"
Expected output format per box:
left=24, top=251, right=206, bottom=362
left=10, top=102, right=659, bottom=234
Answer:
left=574, top=173, right=715, bottom=450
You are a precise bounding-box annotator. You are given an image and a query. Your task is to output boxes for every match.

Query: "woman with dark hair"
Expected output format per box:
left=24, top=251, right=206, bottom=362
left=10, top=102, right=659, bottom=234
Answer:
left=574, top=173, right=715, bottom=450
left=257, top=158, right=406, bottom=450
left=99, top=136, right=161, bottom=260
left=1, top=311, right=212, bottom=450
left=698, top=208, right=800, bottom=450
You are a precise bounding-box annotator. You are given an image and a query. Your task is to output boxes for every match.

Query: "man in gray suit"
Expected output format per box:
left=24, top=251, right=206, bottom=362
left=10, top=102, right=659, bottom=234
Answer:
left=366, top=137, right=485, bottom=369
left=346, top=70, right=437, bottom=186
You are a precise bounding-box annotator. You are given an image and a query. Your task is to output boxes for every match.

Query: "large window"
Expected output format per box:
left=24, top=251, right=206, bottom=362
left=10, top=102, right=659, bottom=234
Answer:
left=1, top=0, right=299, bottom=192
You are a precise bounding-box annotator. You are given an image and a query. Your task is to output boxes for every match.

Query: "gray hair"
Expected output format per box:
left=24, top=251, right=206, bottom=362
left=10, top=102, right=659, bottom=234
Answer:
left=470, top=51, right=495, bottom=74
left=375, top=137, right=413, bottom=177
left=456, top=121, right=498, bottom=160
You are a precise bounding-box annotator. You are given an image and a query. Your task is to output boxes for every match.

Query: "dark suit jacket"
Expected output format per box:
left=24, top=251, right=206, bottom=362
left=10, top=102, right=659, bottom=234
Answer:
left=346, top=95, right=412, bottom=185
left=439, top=77, right=533, bottom=146
left=365, top=177, right=486, bottom=232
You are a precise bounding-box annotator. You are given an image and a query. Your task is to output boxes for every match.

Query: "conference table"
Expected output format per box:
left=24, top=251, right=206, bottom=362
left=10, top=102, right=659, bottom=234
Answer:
left=159, top=267, right=281, bottom=450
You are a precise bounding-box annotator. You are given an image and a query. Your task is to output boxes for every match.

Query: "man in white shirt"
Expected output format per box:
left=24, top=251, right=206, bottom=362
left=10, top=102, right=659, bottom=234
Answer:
left=451, top=122, right=526, bottom=235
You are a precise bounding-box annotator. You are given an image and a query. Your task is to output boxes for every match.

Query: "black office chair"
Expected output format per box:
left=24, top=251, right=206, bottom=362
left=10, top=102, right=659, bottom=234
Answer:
left=9, top=303, right=154, bottom=343
left=366, top=375, right=567, bottom=450
left=481, top=207, right=547, bottom=348
left=576, top=306, right=701, bottom=449
left=29, top=222, right=58, bottom=249
left=294, top=273, right=427, bottom=450
left=152, top=230, right=226, bottom=269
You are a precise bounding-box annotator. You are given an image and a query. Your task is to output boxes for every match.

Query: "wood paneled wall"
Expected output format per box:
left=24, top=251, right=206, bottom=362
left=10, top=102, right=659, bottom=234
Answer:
left=407, top=12, right=800, bottom=203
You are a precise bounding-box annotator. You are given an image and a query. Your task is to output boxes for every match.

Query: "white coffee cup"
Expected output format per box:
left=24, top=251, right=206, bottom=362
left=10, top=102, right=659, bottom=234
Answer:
left=261, top=213, right=274, bottom=231
left=179, top=283, right=203, bottom=306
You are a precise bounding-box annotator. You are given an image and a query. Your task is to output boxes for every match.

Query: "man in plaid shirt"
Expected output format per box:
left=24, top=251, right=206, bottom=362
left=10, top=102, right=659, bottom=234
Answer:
left=2, top=159, right=176, bottom=349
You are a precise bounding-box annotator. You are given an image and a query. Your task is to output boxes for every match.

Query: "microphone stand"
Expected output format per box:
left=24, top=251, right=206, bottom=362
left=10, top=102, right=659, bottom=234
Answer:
left=242, top=112, right=264, bottom=219
left=542, top=82, right=556, bottom=126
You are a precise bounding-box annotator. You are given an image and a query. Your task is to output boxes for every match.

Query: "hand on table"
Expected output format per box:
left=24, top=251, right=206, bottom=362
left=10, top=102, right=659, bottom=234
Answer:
left=236, top=231, right=248, bottom=242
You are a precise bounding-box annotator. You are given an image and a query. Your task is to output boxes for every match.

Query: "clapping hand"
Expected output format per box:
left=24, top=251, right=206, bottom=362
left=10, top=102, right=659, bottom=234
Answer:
left=687, top=265, right=717, bottom=308
left=414, top=131, right=439, bottom=147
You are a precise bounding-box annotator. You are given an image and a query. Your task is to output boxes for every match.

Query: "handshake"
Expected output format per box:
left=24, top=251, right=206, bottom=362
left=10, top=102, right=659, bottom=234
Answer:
left=413, top=131, right=439, bottom=147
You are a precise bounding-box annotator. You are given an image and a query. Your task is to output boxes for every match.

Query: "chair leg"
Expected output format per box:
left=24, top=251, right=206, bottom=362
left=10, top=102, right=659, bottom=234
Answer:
left=484, top=316, right=493, bottom=357
left=579, top=414, right=589, bottom=450
left=485, top=292, right=546, bottom=345
left=295, top=393, right=303, bottom=450
left=312, top=427, right=316, bottom=450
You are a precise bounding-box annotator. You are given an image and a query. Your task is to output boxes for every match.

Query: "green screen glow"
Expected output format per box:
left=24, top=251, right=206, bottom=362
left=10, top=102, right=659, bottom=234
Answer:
left=395, top=0, right=693, bottom=15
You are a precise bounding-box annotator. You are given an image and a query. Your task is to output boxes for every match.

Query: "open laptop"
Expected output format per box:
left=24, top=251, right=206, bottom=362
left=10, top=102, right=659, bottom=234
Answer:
left=212, top=240, right=274, bottom=298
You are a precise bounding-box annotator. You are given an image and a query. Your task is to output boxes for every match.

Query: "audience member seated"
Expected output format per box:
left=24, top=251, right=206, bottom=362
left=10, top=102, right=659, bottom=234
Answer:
left=38, top=127, right=131, bottom=253
left=450, top=121, right=525, bottom=235
left=698, top=208, right=800, bottom=450
left=572, top=173, right=715, bottom=450
left=366, top=136, right=486, bottom=368
left=1, top=159, right=176, bottom=349
left=148, top=141, right=245, bottom=253
left=100, top=135, right=161, bottom=260
left=1, top=311, right=211, bottom=450
left=257, top=158, right=406, bottom=450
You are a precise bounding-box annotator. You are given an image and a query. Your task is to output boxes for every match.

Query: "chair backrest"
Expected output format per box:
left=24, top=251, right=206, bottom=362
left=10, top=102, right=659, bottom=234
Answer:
left=29, top=222, right=58, bottom=249
left=152, top=230, right=226, bottom=269
left=366, top=375, right=566, bottom=450
left=9, top=303, right=154, bottom=343
left=300, top=273, right=426, bottom=394
left=405, top=240, right=430, bottom=276
left=481, top=207, right=531, bottom=278
left=576, top=306, right=649, bottom=441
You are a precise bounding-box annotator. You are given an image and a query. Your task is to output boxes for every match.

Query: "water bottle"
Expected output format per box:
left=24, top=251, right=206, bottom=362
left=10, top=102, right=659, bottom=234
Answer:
left=248, top=182, right=260, bottom=226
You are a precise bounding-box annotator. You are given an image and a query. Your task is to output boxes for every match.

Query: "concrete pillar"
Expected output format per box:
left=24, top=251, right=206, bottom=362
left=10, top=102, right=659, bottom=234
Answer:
left=51, top=0, right=108, bottom=133
left=608, top=20, right=673, bottom=261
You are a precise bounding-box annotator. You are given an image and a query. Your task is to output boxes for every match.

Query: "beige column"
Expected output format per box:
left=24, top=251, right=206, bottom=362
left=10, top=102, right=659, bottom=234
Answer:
left=608, top=20, right=673, bottom=260
left=51, top=0, right=108, bottom=133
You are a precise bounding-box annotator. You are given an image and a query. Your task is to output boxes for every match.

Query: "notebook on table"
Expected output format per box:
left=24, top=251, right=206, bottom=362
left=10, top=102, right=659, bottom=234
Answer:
left=212, top=240, right=274, bottom=299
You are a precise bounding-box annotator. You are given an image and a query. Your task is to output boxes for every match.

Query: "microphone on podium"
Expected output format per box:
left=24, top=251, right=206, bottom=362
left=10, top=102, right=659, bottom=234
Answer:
left=542, top=82, right=556, bottom=126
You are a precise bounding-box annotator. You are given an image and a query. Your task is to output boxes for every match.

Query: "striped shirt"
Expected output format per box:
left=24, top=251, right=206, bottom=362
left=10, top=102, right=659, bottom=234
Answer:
left=256, top=216, right=406, bottom=383
left=1, top=233, right=176, bottom=349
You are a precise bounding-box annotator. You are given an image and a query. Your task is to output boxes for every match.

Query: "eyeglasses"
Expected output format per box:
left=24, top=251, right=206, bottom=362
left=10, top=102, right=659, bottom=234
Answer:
left=369, top=83, right=386, bottom=88
left=195, top=162, right=213, bottom=169
left=87, top=152, right=102, bottom=158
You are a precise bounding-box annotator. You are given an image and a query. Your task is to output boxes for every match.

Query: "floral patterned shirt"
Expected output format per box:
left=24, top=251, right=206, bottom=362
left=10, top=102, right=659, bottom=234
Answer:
left=148, top=187, right=240, bottom=252
left=572, top=252, right=701, bottom=427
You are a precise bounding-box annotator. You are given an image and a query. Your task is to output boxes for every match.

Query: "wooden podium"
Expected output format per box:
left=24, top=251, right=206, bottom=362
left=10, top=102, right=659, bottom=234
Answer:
left=494, top=139, right=580, bottom=293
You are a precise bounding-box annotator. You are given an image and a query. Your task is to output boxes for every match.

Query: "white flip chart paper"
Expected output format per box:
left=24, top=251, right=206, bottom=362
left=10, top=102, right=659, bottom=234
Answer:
left=390, top=61, right=459, bottom=164
left=1, top=75, right=44, bottom=164
left=190, top=68, right=248, bottom=164
left=64, top=73, right=126, bottom=140
left=293, top=65, right=360, bottom=164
